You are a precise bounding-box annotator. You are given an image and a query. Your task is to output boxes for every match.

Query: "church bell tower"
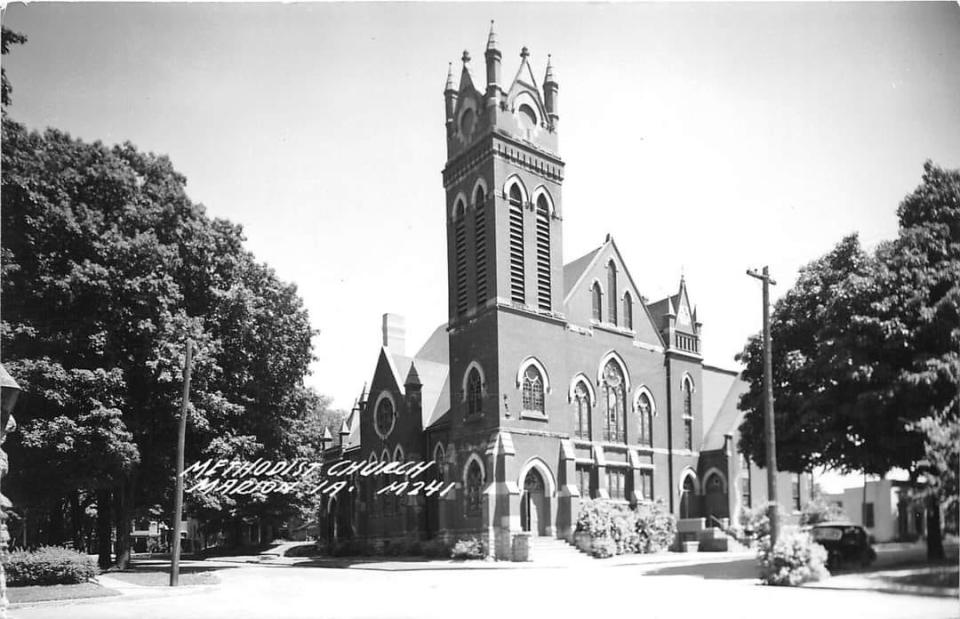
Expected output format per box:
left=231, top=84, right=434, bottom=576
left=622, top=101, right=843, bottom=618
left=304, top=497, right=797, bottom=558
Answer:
left=442, top=23, right=565, bottom=325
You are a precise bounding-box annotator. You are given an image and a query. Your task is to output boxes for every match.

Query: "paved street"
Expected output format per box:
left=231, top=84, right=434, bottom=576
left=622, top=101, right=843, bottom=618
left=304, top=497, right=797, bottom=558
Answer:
left=10, top=556, right=959, bottom=619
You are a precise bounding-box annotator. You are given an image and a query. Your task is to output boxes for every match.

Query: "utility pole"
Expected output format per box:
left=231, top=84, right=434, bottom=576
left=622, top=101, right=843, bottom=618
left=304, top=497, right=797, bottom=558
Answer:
left=747, top=266, right=780, bottom=546
left=170, top=339, right=193, bottom=587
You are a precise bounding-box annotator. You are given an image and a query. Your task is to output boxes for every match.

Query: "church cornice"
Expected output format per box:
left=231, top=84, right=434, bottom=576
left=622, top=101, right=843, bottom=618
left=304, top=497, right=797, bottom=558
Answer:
left=442, top=132, right=565, bottom=189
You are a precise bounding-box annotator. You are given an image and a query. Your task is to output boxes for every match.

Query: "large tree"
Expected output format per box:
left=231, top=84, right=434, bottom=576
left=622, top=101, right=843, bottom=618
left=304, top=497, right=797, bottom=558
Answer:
left=1, top=116, right=336, bottom=566
left=737, top=162, right=959, bottom=558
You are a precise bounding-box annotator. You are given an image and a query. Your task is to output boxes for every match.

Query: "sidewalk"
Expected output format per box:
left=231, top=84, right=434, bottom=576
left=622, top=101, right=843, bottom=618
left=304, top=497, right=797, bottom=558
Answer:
left=8, top=572, right=219, bottom=610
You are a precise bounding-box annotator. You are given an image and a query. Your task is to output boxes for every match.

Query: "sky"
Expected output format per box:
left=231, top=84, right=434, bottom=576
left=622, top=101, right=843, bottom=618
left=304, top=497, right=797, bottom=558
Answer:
left=4, top=2, right=960, bottom=491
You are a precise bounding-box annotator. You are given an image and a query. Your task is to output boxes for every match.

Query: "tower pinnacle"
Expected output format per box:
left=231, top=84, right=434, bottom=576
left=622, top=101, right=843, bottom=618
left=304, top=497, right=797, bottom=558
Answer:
left=486, top=20, right=498, bottom=51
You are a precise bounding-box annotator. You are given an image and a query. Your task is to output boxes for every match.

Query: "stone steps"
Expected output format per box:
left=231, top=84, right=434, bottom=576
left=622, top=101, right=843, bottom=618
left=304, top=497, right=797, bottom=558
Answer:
left=528, top=537, right=595, bottom=564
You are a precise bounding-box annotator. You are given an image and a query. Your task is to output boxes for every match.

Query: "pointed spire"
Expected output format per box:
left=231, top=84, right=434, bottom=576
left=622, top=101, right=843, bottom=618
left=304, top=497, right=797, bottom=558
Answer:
left=486, top=20, right=498, bottom=51
left=339, top=417, right=351, bottom=436
left=444, top=62, right=455, bottom=93
left=321, top=427, right=333, bottom=444
left=544, top=54, right=556, bottom=84
left=405, top=361, right=421, bottom=388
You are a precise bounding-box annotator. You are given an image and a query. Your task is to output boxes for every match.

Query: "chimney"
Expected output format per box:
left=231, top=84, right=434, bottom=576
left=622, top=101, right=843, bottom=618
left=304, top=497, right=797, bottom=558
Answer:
left=382, top=313, right=406, bottom=355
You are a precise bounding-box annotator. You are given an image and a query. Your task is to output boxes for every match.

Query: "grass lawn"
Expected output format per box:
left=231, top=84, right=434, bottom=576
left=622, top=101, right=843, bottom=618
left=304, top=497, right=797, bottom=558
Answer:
left=7, top=582, right=122, bottom=604
left=106, top=570, right=220, bottom=587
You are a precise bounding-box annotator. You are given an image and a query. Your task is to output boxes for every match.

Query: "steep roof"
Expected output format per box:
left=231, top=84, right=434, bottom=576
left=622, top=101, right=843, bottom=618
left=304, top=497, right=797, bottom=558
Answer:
left=562, top=247, right=601, bottom=298
left=702, top=368, right=750, bottom=451
left=414, top=323, right=449, bottom=363
left=382, top=347, right=450, bottom=430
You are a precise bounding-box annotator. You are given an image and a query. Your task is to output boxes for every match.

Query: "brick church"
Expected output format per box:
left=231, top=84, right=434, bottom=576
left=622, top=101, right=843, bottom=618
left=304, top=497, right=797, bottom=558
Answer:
left=319, top=25, right=811, bottom=558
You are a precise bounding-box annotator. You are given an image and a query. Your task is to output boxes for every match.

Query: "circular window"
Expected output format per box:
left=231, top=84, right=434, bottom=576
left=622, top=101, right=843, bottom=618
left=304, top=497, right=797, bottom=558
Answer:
left=375, top=394, right=396, bottom=438
left=518, top=103, right=537, bottom=131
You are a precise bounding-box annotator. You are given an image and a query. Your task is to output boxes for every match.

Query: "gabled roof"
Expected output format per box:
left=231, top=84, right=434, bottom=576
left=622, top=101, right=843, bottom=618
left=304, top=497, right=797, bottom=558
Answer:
left=414, top=323, right=449, bottom=363
left=702, top=368, right=749, bottom=451
left=381, top=348, right=450, bottom=430
left=563, top=247, right=601, bottom=298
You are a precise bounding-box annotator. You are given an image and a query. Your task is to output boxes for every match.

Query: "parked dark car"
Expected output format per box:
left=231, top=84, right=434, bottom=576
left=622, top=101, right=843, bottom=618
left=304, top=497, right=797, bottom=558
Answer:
left=808, top=522, right=877, bottom=570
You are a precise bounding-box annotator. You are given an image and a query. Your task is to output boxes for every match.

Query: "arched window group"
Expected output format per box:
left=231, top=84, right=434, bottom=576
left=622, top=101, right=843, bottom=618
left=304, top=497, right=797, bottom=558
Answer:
left=637, top=392, right=653, bottom=447
left=474, top=185, right=488, bottom=306
left=466, top=368, right=483, bottom=416
left=573, top=381, right=591, bottom=440
left=591, top=282, right=602, bottom=321
left=607, top=262, right=618, bottom=324
left=602, top=360, right=626, bottom=443
left=522, top=365, right=545, bottom=413
left=453, top=199, right=467, bottom=316
left=465, top=459, right=483, bottom=515
left=535, top=194, right=551, bottom=311
left=682, top=376, right=694, bottom=450
left=508, top=184, right=525, bottom=305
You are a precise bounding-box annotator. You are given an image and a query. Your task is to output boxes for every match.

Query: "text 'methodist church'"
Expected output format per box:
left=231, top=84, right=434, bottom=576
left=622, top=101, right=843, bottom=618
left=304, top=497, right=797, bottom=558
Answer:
left=321, top=25, right=810, bottom=557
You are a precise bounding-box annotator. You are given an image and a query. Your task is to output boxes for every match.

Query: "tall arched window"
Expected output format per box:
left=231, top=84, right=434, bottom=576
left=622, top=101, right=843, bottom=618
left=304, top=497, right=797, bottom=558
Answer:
left=607, top=262, right=618, bottom=324
left=433, top=444, right=445, bottom=483
left=508, top=184, right=525, bottom=304
left=591, top=282, right=602, bottom=321
left=522, top=365, right=545, bottom=413
left=573, top=381, right=591, bottom=440
left=535, top=194, right=551, bottom=311
left=474, top=185, right=487, bottom=306
left=682, top=377, right=694, bottom=450
left=466, top=368, right=483, bottom=416
left=623, top=292, right=634, bottom=331
left=454, top=199, right=467, bottom=316
left=466, top=460, right=483, bottom=515
left=603, top=360, right=626, bottom=443
left=637, top=392, right=653, bottom=447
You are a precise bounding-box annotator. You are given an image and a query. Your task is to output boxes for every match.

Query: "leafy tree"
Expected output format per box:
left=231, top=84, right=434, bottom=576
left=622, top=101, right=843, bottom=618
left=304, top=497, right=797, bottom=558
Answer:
left=1, top=116, right=332, bottom=566
left=1, top=27, right=27, bottom=106
left=737, top=162, right=959, bottom=560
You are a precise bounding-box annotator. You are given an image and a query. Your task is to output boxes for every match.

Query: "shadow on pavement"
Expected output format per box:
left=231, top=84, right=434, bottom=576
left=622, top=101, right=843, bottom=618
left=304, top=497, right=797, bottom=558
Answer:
left=640, top=557, right=758, bottom=581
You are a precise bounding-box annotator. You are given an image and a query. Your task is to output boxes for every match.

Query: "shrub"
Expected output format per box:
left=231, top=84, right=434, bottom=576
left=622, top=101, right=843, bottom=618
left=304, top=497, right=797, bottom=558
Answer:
left=421, top=540, right=449, bottom=558
left=575, top=499, right=616, bottom=538
left=5, top=546, right=98, bottom=586
left=757, top=531, right=830, bottom=586
left=635, top=500, right=677, bottom=553
left=590, top=537, right=618, bottom=559
left=799, top=497, right=847, bottom=526
left=450, top=538, right=485, bottom=560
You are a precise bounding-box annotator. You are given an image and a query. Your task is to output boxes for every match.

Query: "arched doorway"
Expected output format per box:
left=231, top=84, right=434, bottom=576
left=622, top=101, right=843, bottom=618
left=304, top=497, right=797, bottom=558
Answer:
left=521, top=468, right=546, bottom=536
left=704, top=472, right=728, bottom=522
left=679, top=474, right=699, bottom=519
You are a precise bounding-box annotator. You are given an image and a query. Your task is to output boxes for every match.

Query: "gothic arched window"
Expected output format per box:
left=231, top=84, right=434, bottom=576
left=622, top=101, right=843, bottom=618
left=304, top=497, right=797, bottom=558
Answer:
left=474, top=185, right=487, bottom=305
left=607, top=262, right=618, bottom=324
left=522, top=365, right=545, bottom=413
left=535, top=194, right=551, bottom=311
left=603, top=360, right=626, bottom=443
left=466, top=460, right=483, bottom=515
left=573, top=381, right=591, bottom=440
left=454, top=199, right=467, bottom=316
left=466, top=368, right=483, bottom=416
left=637, top=392, right=653, bottom=447
left=682, top=377, right=694, bottom=450
left=591, top=282, right=602, bottom=321
left=508, top=184, right=525, bottom=304
left=623, top=292, right=634, bottom=331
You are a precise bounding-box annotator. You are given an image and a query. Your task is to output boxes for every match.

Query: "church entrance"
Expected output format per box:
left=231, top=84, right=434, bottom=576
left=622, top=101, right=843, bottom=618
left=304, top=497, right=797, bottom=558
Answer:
left=521, top=469, right=546, bottom=536
left=680, top=475, right=699, bottom=519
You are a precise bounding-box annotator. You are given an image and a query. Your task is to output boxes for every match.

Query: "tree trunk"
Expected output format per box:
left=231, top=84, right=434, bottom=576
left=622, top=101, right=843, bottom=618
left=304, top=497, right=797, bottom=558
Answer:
left=926, top=493, right=944, bottom=561
left=96, top=488, right=112, bottom=569
left=113, top=482, right=132, bottom=569
left=69, top=491, right=84, bottom=552
left=47, top=496, right=65, bottom=546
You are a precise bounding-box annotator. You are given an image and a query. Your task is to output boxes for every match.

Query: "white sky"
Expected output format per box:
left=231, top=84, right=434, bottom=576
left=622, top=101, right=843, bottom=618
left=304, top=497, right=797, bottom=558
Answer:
left=4, top=2, right=960, bottom=492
